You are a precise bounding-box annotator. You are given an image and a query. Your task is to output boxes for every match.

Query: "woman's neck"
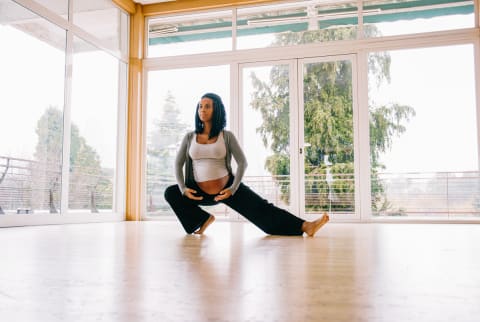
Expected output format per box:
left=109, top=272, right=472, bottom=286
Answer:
left=202, top=122, right=212, bottom=136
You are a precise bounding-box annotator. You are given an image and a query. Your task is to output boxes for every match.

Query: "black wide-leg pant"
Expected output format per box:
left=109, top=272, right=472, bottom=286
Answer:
left=164, top=180, right=305, bottom=236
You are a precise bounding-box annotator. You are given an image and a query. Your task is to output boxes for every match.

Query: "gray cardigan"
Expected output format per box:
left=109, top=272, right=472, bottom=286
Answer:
left=174, top=130, right=248, bottom=195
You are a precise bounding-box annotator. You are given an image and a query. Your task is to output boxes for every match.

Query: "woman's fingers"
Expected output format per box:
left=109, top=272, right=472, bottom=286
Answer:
left=214, top=189, right=232, bottom=201
left=185, top=188, right=203, bottom=200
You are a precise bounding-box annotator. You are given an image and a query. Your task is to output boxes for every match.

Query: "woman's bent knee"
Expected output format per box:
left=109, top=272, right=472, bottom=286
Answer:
left=164, top=185, right=180, bottom=202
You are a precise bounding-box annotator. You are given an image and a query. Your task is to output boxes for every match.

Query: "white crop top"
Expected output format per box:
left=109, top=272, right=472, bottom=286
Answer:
left=189, top=132, right=229, bottom=182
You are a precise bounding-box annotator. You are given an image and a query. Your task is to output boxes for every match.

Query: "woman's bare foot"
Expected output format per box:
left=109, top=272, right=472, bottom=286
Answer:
left=302, top=213, right=329, bottom=237
left=194, top=215, right=215, bottom=235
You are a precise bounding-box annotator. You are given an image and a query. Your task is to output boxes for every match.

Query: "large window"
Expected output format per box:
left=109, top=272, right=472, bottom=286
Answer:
left=145, top=65, right=230, bottom=217
left=73, top=0, right=129, bottom=55
left=147, top=0, right=474, bottom=57
left=236, top=1, right=358, bottom=50
left=241, top=64, right=292, bottom=210
left=147, top=10, right=232, bottom=57
left=69, top=37, right=121, bottom=213
left=363, top=0, right=474, bottom=37
left=369, top=45, right=478, bottom=218
left=145, top=0, right=479, bottom=221
left=0, top=1, right=66, bottom=215
left=35, top=0, right=68, bottom=18
left=0, top=0, right=128, bottom=222
left=300, top=58, right=356, bottom=216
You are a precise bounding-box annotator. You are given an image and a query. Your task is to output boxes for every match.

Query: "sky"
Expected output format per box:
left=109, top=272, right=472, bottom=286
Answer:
left=0, top=25, right=119, bottom=169
left=369, top=43, right=477, bottom=173
left=0, top=26, right=65, bottom=160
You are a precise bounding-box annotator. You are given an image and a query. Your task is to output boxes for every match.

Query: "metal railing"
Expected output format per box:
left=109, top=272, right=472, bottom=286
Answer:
left=372, top=171, right=480, bottom=217
left=146, top=170, right=480, bottom=218
left=0, top=155, right=113, bottom=214
left=3, top=154, right=478, bottom=218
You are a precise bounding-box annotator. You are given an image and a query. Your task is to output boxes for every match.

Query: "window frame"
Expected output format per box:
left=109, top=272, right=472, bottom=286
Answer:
left=143, top=3, right=480, bottom=223
left=0, top=0, right=129, bottom=227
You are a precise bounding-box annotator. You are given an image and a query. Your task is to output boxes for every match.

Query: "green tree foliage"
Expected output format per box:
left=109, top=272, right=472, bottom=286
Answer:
left=146, top=91, right=188, bottom=212
left=251, top=26, right=415, bottom=212
left=34, top=106, right=109, bottom=210
left=31, top=106, right=63, bottom=210
left=34, top=106, right=63, bottom=168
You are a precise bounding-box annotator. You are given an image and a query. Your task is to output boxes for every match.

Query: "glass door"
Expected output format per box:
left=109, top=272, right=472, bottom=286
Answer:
left=239, top=56, right=359, bottom=220
left=239, top=61, right=298, bottom=214
left=298, top=56, right=359, bottom=219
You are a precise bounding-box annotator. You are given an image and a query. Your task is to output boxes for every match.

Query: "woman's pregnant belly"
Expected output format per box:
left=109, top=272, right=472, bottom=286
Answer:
left=197, top=175, right=230, bottom=195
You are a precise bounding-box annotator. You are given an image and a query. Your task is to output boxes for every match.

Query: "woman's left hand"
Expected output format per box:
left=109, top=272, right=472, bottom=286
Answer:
left=214, top=188, right=232, bottom=201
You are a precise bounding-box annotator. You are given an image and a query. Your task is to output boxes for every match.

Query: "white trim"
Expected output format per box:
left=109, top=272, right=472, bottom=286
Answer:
left=145, top=16, right=152, bottom=60
left=232, top=8, right=238, bottom=51
left=290, top=60, right=300, bottom=216
left=476, top=0, right=479, bottom=28
left=115, top=61, right=128, bottom=215
left=121, top=10, right=130, bottom=59
left=0, top=212, right=124, bottom=228
left=351, top=54, right=362, bottom=221
left=140, top=64, right=149, bottom=220
left=475, top=0, right=480, bottom=171
left=231, top=63, right=240, bottom=139
left=296, top=59, right=306, bottom=217
left=357, top=0, right=364, bottom=40
left=61, top=29, right=73, bottom=213
left=475, top=38, right=480, bottom=170
left=356, top=50, right=372, bottom=221
left=144, top=28, right=479, bottom=70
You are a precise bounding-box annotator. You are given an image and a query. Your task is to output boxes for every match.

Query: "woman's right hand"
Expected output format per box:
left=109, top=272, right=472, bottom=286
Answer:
left=184, top=188, right=203, bottom=200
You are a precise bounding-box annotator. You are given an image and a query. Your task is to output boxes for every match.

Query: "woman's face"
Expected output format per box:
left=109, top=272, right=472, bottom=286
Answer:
left=198, top=97, right=214, bottom=123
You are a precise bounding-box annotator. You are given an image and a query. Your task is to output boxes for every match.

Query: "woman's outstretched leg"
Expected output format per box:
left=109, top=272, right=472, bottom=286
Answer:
left=302, top=213, right=329, bottom=237
left=223, top=183, right=329, bottom=236
left=222, top=183, right=304, bottom=235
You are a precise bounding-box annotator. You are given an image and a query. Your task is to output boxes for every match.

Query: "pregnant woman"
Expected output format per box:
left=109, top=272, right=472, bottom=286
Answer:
left=164, top=92, right=329, bottom=236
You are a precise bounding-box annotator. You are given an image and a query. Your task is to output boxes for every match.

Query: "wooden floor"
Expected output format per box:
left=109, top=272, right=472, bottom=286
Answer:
left=1, top=220, right=480, bottom=322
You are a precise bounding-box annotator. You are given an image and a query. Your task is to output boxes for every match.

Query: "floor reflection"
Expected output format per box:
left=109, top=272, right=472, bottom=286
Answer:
left=1, top=221, right=480, bottom=322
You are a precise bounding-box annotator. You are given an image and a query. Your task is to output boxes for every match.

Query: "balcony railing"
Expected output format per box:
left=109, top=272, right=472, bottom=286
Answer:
left=372, top=171, right=480, bottom=217
left=146, top=170, right=480, bottom=218
left=0, top=155, right=113, bottom=214
left=3, top=153, right=478, bottom=218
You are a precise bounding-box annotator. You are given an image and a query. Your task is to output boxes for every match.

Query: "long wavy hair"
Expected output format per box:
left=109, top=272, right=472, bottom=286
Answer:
left=195, top=93, right=226, bottom=139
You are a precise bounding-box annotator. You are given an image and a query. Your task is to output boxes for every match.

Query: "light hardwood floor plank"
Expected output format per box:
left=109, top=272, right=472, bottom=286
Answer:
left=0, top=221, right=479, bottom=322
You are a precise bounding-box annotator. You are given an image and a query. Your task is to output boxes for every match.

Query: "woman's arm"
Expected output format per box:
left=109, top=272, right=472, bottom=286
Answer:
left=174, top=133, right=189, bottom=194
left=226, top=132, right=248, bottom=194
